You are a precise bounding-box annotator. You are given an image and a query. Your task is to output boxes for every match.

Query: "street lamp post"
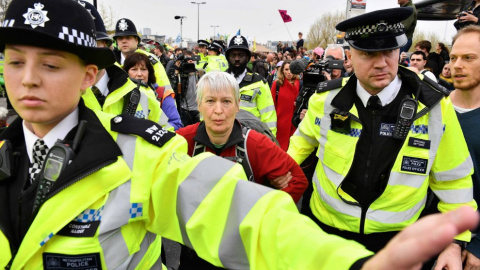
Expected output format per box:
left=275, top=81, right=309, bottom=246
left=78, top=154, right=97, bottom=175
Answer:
left=191, top=2, right=206, bottom=41
left=211, top=25, right=219, bottom=39
left=174, top=16, right=186, bottom=44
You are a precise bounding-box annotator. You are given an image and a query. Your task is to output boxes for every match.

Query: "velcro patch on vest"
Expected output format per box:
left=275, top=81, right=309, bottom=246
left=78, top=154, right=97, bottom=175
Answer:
left=148, top=55, right=158, bottom=65
left=43, top=253, right=102, bottom=270
left=240, top=94, right=253, bottom=102
left=408, top=138, right=431, bottom=149
left=57, top=221, right=100, bottom=237
left=111, top=115, right=175, bottom=147
left=401, top=156, right=428, bottom=174
left=379, top=123, right=395, bottom=137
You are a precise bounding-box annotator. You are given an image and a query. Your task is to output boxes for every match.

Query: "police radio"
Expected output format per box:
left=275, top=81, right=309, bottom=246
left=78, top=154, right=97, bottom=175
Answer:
left=393, top=97, right=418, bottom=140
left=32, top=121, right=87, bottom=213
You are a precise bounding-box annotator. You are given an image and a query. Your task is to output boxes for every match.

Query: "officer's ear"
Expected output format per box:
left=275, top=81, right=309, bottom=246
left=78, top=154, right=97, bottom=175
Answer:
left=81, top=64, right=99, bottom=91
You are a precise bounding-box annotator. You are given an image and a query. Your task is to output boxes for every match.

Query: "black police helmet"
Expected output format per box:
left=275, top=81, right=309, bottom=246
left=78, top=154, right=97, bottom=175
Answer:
left=226, top=35, right=251, bottom=60
left=0, top=0, right=115, bottom=69
left=113, top=18, right=141, bottom=42
left=78, top=1, right=113, bottom=47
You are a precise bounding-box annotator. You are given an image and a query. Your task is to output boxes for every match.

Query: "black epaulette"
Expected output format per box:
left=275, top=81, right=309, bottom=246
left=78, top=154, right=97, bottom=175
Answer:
left=148, top=55, right=159, bottom=66
left=316, top=77, right=344, bottom=93
left=110, top=115, right=175, bottom=147
left=422, top=75, right=450, bottom=97
left=244, top=72, right=254, bottom=82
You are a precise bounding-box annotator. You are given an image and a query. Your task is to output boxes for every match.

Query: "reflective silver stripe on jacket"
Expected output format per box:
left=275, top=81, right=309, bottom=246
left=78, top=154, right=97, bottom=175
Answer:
left=99, top=133, right=157, bottom=268
left=433, top=157, right=473, bottom=181
left=139, top=91, right=149, bottom=120
left=177, top=155, right=235, bottom=247
left=314, top=171, right=428, bottom=224
left=293, top=128, right=318, bottom=147
left=239, top=101, right=257, bottom=108
left=259, top=105, right=275, bottom=114
left=218, top=180, right=272, bottom=269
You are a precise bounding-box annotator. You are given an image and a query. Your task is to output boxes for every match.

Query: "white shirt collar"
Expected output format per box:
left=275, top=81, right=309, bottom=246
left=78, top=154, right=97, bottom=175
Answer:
left=120, top=53, right=126, bottom=65
left=23, top=108, right=79, bottom=163
left=95, top=71, right=110, bottom=96
left=356, top=75, right=402, bottom=107
left=230, top=69, right=247, bottom=84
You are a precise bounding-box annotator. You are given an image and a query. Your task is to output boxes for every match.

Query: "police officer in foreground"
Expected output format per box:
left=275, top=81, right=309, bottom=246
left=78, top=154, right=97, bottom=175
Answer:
left=288, top=7, right=476, bottom=270
left=226, top=35, right=277, bottom=136
left=0, top=1, right=478, bottom=269
left=76, top=1, right=170, bottom=128
left=113, top=17, right=174, bottom=93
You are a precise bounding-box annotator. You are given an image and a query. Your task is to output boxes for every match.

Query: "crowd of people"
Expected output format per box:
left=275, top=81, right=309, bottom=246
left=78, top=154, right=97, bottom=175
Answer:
left=2, top=0, right=480, bottom=270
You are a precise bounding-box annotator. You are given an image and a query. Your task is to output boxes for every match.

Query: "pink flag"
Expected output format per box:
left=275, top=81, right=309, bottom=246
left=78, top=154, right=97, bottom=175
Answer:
left=278, top=10, right=292, bottom=23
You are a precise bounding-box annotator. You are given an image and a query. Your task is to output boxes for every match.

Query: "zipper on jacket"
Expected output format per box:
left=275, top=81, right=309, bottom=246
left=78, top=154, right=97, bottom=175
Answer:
left=360, top=109, right=376, bottom=234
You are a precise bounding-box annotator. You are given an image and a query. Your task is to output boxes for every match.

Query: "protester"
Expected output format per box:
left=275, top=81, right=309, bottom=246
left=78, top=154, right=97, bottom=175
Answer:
left=123, top=52, right=183, bottom=130
left=176, top=71, right=307, bottom=269
left=438, top=63, right=454, bottom=91
left=454, top=0, right=480, bottom=30
left=449, top=24, right=480, bottom=269
left=288, top=8, right=476, bottom=270
left=398, top=0, right=417, bottom=53
left=437, top=42, right=451, bottom=63
left=271, top=60, right=301, bottom=151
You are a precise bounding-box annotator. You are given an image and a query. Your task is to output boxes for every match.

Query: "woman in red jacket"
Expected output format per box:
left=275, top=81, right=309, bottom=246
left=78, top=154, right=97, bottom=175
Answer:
left=176, top=71, right=308, bottom=269
left=271, top=60, right=301, bottom=151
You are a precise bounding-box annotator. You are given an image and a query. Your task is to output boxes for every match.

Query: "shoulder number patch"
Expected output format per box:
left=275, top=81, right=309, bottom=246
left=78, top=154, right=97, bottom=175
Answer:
left=111, top=115, right=175, bottom=147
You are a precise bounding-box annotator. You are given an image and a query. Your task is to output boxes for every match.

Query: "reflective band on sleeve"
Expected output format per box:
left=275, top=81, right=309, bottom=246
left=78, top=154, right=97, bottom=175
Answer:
left=116, top=133, right=137, bottom=170
left=139, top=91, right=149, bottom=120
left=434, top=188, right=474, bottom=204
left=265, top=122, right=277, bottom=128
left=293, top=128, right=319, bottom=147
left=239, top=101, right=257, bottom=108
left=259, top=105, right=275, bottom=114
left=388, top=172, right=426, bottom=188
left=219, top=180, right=272, bottom=269
left=433, top=156, right=473, bottom=182
left=158, top=110, right=171, bottom=129
left=177, top=156, right=235, bottom=247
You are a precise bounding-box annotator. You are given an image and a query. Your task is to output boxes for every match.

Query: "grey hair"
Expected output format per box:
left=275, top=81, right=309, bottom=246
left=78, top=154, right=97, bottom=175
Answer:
left=196, top=71, right=240, bottom=105
left=324, top=44, right=345, bottom=60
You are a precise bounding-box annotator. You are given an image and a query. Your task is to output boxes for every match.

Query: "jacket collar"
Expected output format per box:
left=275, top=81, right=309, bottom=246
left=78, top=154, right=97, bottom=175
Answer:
left=194, top=120, right=244, bottom=155
left=331, top=67, right=445, bottom=112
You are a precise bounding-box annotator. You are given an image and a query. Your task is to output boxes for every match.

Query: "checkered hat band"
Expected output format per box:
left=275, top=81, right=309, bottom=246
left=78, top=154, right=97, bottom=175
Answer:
left=348, top=22, right=404, bottom=37
left=58, top=26, right=96, bottom=47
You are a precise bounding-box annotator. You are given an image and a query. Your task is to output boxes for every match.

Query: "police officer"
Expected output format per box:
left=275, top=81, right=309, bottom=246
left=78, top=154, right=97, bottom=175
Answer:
left=288, top=7, right=476, bottom=270
left=113, top=17, right=174, bottom=94
left=76, top=1, right=170, bottom=128
left=204, top=40, right=228, bottom=73
left=0, top=2, right=478, bottom=269
left=196, top=39, right=209, bottom=73
left=226, top=35, right=277, bottom=136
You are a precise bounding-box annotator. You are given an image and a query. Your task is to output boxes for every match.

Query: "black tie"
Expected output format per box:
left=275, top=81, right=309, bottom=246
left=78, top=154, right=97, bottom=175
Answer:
left=29, top=139, right=49, bottom=183
left=367, top=95, right=382, bottom=110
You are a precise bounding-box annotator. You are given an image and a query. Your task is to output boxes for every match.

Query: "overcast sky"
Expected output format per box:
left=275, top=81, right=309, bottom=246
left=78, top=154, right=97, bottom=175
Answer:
left=85, top=0, right=457, bottom=44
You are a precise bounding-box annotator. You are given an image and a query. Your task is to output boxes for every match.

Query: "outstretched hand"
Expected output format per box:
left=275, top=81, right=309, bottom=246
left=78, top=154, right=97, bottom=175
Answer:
left=362, top=206, right=479, bottom=270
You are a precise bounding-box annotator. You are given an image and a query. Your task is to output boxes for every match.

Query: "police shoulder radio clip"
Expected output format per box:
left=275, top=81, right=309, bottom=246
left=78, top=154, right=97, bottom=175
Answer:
left=32, top=120, right=87, bottom=213
left=393, top=96, right=417, bottom=140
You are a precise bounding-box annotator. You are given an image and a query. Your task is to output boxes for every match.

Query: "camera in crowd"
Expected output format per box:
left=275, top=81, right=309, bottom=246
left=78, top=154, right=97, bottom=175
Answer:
left=302, top=56, right=345, bottom=88
left=175, top=53, right=199, bottom=75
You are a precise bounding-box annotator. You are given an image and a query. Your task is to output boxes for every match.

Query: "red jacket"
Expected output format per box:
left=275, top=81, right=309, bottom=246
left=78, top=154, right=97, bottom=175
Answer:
left=176, top=121, right=308, bottom=202
left=271, top=79, right=299, bottom=151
